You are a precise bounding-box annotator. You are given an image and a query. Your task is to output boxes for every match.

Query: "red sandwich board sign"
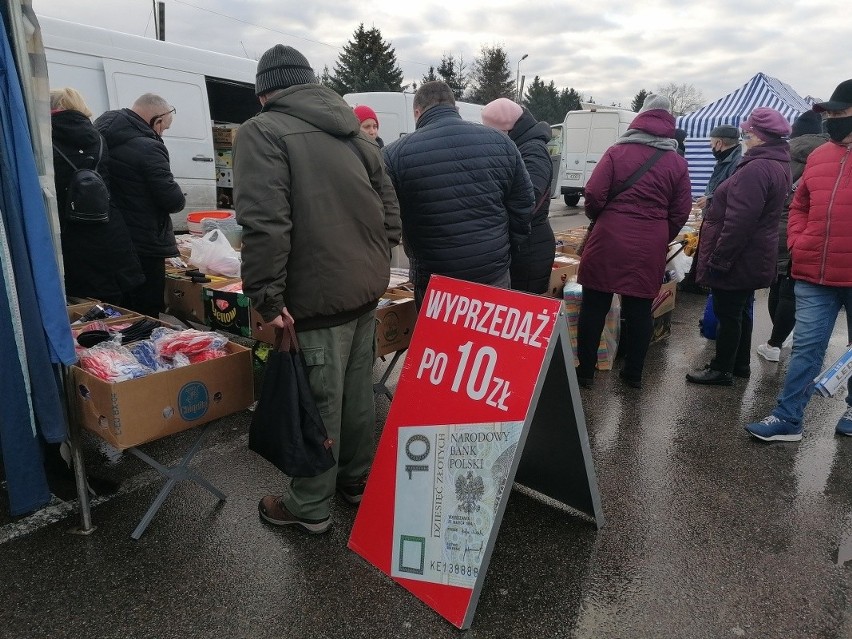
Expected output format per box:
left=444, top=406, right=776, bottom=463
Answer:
left=349, top=276, right=603, bottom=629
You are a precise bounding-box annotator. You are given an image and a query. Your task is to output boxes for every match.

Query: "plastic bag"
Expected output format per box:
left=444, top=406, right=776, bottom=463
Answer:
left=666, top=243, right=692, bottom=283
left=189, top=229, right=241, bottom=277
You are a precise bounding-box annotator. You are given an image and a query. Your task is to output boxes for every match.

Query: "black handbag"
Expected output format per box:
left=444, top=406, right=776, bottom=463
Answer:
left=249, top=323, right=336, bottom=478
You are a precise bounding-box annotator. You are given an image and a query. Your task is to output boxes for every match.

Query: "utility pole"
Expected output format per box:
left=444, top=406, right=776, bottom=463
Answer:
left=516, top=54, right=528, bottom=103
left=152, top=1, right=165, bottom=41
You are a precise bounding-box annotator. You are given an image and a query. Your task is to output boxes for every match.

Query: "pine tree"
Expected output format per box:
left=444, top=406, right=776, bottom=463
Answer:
left=524, top=77, right=560, bottom=124
left=467, top=45, right=514, bottom=104
left=328, top=24, right=404, bottom=95
left=437, top=54, right=468, bottom=100
left=557, top=88, right=582, bottom=117
left=422, top=66, right=438, bottom=84
left=631, top=89, right=648, bottom=112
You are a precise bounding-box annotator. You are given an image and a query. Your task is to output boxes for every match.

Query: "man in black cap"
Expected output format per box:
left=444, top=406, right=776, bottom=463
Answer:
left=679, top=124, right=742, bottom=293
left=233, top=44, right=401, bottom=534
left=746, top=79, right=852, bottom=442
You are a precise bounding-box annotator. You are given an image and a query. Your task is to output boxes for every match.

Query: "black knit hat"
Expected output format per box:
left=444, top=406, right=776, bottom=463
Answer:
left=791, top=110, right=823, bottom=138
left=255, top=45, right=317, bottom=96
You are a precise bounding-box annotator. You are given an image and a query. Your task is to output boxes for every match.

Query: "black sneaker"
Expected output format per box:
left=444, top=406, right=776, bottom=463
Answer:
left=337, top=476, right=367, bottom=505
left=258, top=495, right=330, bottom=534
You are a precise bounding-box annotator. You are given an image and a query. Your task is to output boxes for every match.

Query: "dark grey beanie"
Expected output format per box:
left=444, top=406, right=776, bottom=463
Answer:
left=791, top=110, right=823, bottom=138
left=709, top=124, right=740, bottom=140
left=255, top=45, right=317, bottom=96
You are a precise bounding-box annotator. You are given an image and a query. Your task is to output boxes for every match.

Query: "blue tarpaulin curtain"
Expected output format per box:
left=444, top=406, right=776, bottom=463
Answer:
left=0, top=5, right=77, bottom=515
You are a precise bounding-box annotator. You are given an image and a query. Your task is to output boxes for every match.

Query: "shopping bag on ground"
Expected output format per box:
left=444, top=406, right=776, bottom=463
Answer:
left=249, top=323, right=335, bottom=478
left=700, top=292, right=718, bottom=340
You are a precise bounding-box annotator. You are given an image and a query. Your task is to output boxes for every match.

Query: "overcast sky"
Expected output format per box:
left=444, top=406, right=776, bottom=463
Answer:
left=32, top=0, right=847, bottom=108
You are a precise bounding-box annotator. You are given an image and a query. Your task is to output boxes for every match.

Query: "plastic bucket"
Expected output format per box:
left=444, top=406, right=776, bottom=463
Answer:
left=186, top=210, right=235, bottom=235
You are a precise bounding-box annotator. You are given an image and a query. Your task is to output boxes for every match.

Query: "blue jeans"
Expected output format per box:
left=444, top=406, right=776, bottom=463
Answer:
left=773, top=281, right=852, bottom=426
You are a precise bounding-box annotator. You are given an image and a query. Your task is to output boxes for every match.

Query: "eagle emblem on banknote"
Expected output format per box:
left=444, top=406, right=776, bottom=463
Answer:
left=455, top=471, right=485, bottom=513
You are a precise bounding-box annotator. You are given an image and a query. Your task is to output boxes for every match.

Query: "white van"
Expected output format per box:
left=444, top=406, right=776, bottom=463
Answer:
left=343, top=92, right=483, bottom=143
left=39, top=16, right=259, bottom=230
left=557, top=104, right=636, bottom=206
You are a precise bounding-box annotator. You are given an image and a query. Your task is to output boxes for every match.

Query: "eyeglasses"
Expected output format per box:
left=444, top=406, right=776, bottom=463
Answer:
left=149, top=106, right=176, bottom=127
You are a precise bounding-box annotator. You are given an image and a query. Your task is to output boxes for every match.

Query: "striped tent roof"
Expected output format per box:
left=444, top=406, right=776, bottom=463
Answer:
left=676, top=73, right=811, bottom=197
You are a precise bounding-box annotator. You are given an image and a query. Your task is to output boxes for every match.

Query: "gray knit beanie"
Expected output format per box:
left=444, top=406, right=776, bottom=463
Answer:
left=640, top=93, right=672, bottom=113
left=255, top=45, right=317, bottom=96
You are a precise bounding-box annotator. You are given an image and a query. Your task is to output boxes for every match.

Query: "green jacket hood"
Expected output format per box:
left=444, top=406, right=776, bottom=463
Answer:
left=262, top=84, right=360, bottom=137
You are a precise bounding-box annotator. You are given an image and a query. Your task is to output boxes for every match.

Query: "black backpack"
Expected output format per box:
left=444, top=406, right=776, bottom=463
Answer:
left=53, top=137, right=110, bottom=224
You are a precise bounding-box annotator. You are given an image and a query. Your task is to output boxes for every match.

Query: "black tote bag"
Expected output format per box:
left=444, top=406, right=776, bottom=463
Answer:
left=249, top=324, right=336, bottom=478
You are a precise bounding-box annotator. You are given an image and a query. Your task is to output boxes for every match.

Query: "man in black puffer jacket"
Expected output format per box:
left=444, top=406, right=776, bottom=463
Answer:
left=96, top=93, right=186, bottom=317
left=384, top=81, right=533, bottom=307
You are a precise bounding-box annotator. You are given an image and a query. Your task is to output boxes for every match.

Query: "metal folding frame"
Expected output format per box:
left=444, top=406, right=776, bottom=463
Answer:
left=126, top=422, right=225, bottom=540
left=373, top=348, right=406, bottom=401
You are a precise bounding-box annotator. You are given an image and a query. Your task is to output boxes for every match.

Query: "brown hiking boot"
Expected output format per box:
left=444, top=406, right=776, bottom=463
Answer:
left=258, top=495, right=330, bottom=534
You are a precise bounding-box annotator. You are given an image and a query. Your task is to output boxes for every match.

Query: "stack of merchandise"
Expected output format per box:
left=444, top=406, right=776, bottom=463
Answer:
left=213, top=124, right=238, bottom=208
left=562, top=283, right=620, bottom=370
left=76, top=327, right=230, bottom=382
left=554, top=228, right=589, bottom=255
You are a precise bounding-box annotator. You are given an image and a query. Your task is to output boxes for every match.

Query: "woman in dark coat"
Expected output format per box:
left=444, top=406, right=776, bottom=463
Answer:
left=687, top=107, right=792, bottom=385
left=50, top=88, right=143, bottom=304
left=482, top=98, right=555, bottom=294
left=575, top=94, right=692, bottom=389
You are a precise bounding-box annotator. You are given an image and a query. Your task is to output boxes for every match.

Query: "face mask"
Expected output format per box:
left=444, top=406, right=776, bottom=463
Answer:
left=825, top=116, right=852, bottom=143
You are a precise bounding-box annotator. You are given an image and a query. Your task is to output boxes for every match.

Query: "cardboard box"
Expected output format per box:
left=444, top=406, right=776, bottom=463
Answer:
left=215, top=148, right=233, bottom=168
left=164, top=274, right=238, bottom=323
left=548, top=256, right=580, bottom=298
left=68, top=302, right=139, bottom=324
left=376, top=295, right=417, bottom=357
left=652, top=280, right=677, bottom=318
left=216, top=168, right=233, bottom=188
left=651, top=311, right=672, bottom=343
left=71, top=342, right=253, bottom=450
left=212, top=126, right=237, bottom=146
left=202, top=286, right=277, bottom=345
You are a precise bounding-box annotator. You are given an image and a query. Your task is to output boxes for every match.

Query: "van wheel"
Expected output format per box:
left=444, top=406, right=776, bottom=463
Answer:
left=563, top=194, right=581, bottom=207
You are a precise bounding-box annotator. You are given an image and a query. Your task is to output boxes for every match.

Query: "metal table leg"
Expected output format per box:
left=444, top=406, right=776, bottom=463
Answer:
left=127, top=422, right=225, bottom=540
left=373, top=349, right=406, bottom=401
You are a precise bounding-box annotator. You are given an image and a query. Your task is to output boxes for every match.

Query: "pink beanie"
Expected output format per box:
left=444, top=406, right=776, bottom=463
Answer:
left=353, top=104, right=378, bottom=126
left=481, top=98, right=523, bottom=132
left=741, top=107, right=791, bottom=141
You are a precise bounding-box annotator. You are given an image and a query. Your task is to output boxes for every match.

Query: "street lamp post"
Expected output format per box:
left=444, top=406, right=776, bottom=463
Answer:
left=516, top=53, right=528, bottom=103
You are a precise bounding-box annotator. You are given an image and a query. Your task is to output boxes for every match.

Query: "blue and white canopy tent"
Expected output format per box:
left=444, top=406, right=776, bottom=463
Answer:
left=677, top=72, right=812, bottom=198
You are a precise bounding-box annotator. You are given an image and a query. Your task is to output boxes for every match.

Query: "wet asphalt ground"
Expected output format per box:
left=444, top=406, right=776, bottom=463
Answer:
left=1, top=201, right=851, bottom=638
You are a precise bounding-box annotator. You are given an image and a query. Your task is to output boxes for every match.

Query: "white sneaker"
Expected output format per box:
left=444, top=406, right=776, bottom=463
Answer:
left=757, top=343, right=781, bottom=362
left=782, top=333, right=794, bottom=349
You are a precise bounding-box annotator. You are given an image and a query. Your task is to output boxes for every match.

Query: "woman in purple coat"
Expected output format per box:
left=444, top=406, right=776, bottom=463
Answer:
left=576, top=95, right=692, bottom=389
left=687, top=108, right=792, bottom=385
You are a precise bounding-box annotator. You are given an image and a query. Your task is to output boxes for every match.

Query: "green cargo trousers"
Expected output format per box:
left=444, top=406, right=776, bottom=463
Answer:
left=282, top=309, right=376, bottom=520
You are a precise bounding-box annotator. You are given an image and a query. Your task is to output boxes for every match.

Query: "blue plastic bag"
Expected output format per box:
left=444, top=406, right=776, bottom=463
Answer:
left=699, top=292, right=755, bottom=340
left=700, top=293, right=718, bottom=339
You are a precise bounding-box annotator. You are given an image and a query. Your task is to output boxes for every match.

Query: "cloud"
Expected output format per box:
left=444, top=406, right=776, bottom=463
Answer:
left=31, top=0, right=849, bottom=106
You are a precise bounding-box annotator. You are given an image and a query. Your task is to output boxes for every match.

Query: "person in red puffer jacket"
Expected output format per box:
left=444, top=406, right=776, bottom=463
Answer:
left=746, top=79, right=852, bottom=442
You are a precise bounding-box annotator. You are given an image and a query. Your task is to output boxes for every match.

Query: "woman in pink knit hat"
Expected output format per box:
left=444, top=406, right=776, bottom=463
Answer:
left=482, top=97, right=555, bottom=294
left=353, top=104, right=384, bottom=148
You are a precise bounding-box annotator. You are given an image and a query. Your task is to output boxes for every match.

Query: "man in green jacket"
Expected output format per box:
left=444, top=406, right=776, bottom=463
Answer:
left=234, top=44, right=401, bottom=534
